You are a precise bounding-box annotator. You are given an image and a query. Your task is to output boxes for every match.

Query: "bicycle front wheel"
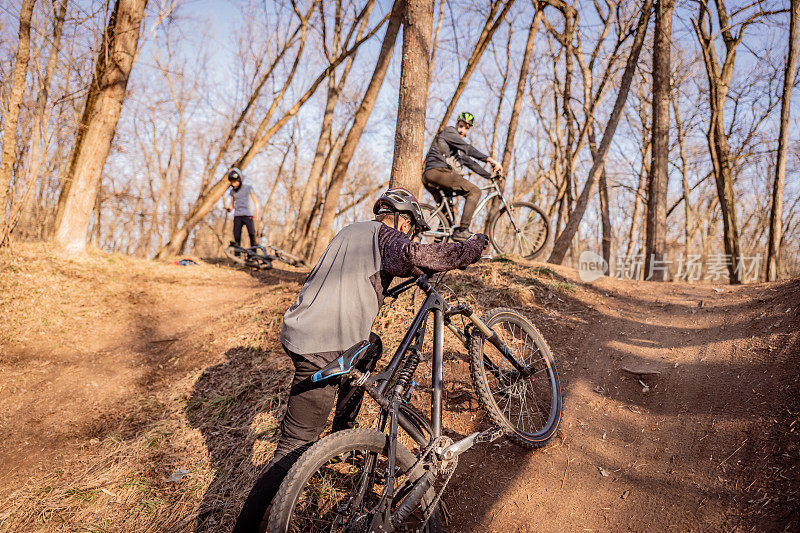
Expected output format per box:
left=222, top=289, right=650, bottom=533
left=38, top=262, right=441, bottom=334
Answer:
left=489, top=201, right=549, bottom=259
left=268, top=428, right=442, bottom=533
left=469, top=308, right=561, bottom=448
left=417, top=203, right=450, bottom=244
left=222, top=244, right=248, bottom=266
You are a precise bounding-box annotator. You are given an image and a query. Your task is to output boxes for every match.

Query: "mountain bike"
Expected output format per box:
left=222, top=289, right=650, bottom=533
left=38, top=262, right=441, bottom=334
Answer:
left=420, top=173, right=550, bottom=260
left=222, top=241, right=306, bottom=270
left=267, top=272, right=562, bottom=532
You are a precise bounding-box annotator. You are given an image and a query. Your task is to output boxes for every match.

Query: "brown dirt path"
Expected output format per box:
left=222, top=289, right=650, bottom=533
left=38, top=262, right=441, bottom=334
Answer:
left=0, top=245, right=267, bottom=500
left=435, top=264, right=799, bottom=532
left=0, top=248, right=797, bottom=531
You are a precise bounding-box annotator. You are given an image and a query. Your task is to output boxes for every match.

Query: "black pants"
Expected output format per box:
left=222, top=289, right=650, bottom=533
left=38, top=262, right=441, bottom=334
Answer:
left=233, top=215, right=257, bottom=247
left=232, top=334, right=382, bottom=532
left=422, top=167, right=481, bottom=229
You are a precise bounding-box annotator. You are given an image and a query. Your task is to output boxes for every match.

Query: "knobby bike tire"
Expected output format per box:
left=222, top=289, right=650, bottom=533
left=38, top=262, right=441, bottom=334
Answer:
left=268, top=428, right=442, bottom=533
left=417, top=203, right=450, bottom=244
left=222, top=245, right=272, bottom=270
left=488, top=201, right=549, bottom=259
left=222, top=244, right=249, bottom=266
left=469, top=308, right=562, bottom=448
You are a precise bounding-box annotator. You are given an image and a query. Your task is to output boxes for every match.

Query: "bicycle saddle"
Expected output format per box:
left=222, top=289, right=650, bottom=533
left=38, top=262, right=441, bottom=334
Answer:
left=312, top=340, right=372, bottom=382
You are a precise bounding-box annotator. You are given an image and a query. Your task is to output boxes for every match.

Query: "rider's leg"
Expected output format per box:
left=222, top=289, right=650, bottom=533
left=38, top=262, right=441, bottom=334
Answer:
left=233, top=216, right=244, bottom=247
left=243, top=216, right=258, bottom=247
left=457, top=179, right=481, bottom=230
left=423, top=168, right=481, bottom=234
left=331, top=333, right=382, bottom=432
left=232, top=347, right=340, bottom=532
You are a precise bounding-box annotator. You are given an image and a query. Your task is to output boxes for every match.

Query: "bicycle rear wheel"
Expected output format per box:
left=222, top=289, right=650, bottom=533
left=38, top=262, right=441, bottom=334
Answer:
left=469, top=308, right=561, bottom=448
left=268, top=428, right=442, bottom=532
left=489, top=201, right=549, bottom=259
left=417, top=203, right=450, bottom=244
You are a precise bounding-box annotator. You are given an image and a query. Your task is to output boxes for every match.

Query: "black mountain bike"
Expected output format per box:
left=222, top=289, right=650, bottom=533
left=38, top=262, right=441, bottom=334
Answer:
left=267, top=272, right=562, bottom=532
left=420, top=173, right=550, bottom=260
left=223, top=242, right=306, bottom=270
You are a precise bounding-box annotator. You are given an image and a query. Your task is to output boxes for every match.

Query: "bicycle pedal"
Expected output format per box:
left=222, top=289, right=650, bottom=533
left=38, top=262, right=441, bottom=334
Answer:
left=475, top=426, right=504, bottom=444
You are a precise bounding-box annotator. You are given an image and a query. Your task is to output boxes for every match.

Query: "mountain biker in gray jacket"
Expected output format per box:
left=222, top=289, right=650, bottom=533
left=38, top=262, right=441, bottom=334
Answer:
left=224, top=167, right=261, bottom=248
left=233, top=188, right=488, bottom=532
left=423, top=111, right=503, bottom=241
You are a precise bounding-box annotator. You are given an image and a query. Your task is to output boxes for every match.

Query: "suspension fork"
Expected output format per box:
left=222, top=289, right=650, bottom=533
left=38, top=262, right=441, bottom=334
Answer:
left=444, top=302, right=533, bottom=378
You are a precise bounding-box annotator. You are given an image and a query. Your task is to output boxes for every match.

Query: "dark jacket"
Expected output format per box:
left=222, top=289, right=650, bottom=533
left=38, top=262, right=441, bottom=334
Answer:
left=424, top=126, right=492, bottom=178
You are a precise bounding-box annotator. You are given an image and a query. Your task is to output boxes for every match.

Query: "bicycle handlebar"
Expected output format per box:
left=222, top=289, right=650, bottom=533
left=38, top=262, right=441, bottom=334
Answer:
left=384, top=273, right=430, bottom=299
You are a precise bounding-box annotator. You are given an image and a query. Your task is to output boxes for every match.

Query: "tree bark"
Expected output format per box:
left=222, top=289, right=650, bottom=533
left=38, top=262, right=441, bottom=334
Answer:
left=52, top=0, right=148, bottom=253
left=388, top=0, right=434, bottom=195
left=297, top=0, right=403, bottom=262
left=644, top=0, right=674, bottom=281
left=547, top=0, right=653, bottom=265
left=0, top=0, right=37, bottom=234
left=766, top=0, right=799, bottom=281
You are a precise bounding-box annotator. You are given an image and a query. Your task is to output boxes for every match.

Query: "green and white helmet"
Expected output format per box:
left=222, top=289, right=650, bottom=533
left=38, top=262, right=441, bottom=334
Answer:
left=457, top=111, right=475, bottom=126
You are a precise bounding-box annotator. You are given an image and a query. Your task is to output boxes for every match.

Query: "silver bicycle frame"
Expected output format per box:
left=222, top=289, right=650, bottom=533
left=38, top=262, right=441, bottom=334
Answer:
left=426, top=179, right=519, bottom=235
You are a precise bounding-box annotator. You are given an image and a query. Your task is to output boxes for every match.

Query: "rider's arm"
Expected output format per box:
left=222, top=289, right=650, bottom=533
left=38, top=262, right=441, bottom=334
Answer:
left=439, top=128, right=492, bottom=179
left=224, top=191, right=232, bottom=212
left=378, top=225, right=487, bottom=277
left=462, top=156, right=493, bottom=179
left=250, top=191, right=260, bottom=220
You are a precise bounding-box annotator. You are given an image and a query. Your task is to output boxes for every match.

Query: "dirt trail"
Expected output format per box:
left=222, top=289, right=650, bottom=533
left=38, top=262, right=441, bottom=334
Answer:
left=439, top=267, right=799, bottom=532
left=0, top=247, right=797, bottom=531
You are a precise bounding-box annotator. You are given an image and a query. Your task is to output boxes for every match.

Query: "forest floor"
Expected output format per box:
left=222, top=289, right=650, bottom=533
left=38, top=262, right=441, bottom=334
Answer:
left=0, top=243, right=797, bottom=532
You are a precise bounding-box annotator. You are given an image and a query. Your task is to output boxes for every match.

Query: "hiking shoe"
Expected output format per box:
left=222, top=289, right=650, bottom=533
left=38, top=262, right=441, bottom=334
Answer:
left=451, top=227, right=473, bottom=242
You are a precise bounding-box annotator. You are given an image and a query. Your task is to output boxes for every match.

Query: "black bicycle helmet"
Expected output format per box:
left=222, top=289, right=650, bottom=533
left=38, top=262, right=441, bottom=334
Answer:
left=457, top=111, right=475, bottom=126
left=227, top=167, right=244, bottom=182
left=373, top=188, right=430, bottom=234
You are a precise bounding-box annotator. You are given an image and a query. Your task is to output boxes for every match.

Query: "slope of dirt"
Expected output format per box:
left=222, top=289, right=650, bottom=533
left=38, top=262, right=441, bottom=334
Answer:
left=0, top=246, right=797, bottom=532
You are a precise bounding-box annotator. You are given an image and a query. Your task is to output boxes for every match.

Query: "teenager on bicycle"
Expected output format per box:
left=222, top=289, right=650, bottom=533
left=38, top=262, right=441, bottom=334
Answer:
left=224, top=167, right=261, bottom=248
left=423, top=112, right=503, bottom=241
left=233, top=188, right=488, bottom=532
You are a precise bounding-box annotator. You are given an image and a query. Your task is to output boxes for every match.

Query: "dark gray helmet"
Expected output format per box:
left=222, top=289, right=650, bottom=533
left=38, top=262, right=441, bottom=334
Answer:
left=373, top=188, right=430, bottom=233
left=227, top=167, right=244, bottom=182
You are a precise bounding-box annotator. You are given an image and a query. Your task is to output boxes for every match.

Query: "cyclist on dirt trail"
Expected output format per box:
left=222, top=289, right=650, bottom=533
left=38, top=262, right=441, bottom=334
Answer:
left=423, top=111, right=503, bottom=242
left=232, top=188, right=489, bottom=532
left=224, top=167, right=261, bottom=249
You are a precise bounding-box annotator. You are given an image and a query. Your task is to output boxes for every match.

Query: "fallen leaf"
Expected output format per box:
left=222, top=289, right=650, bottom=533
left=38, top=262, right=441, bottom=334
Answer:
left=599, top=467, right=610, bottom=477
left=621, top=490, right=630, bottom=499
left=166, top=469, right=191, bottom=483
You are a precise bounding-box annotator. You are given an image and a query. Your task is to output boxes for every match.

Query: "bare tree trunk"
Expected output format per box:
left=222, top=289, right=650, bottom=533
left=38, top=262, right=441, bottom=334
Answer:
left=644, top=0, right=674, bottom=281
left=693, top=0, right=768, bottom=284
left=388, top=0, right=434, bottom=195
left=0, top=0, right=37, bottom=236
left=291, top=0, right=374, bottom=254
left=548, top=0, right=653, bottom=264
left=52, top=0, right=148, bottom=253
left=155, top=10, right=387, bottom=259
left=309, top=1, right=404, bottom=260
left=436, top=0, right=516, bottom=133
left=2, top=0, right=68, bottom=246
left=767, top=0, right=799, bottom=281
left=484, top=5, right=544, bottom=231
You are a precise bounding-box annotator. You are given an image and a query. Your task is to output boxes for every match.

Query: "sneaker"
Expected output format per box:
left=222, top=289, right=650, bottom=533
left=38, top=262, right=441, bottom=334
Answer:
left=451, top=227, right=473, bottom=242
